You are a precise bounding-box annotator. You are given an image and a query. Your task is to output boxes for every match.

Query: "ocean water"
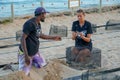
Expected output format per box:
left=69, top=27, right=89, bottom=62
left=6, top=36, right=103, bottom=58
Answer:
left=0, top=0, right=120, bottom=18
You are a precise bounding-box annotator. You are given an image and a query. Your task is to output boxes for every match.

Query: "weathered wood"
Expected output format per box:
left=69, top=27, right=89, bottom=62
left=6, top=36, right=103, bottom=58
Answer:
left=99, top=0, right=102, bottom=13
left=0, top=37, right=15, bottom=40
left=89, top=67, right=120, bottom=76
left=0, top=44, right=19, bottom=48
left=11, top=3, right=14, bottom=22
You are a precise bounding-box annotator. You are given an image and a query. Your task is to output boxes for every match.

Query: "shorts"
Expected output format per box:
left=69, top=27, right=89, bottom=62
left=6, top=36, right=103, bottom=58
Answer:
left=18, top=49, right=47, bottom=75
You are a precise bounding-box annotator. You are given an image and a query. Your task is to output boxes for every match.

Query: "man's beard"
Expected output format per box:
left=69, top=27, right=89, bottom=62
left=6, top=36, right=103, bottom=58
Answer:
left=41, top=19, right=45, bottom=22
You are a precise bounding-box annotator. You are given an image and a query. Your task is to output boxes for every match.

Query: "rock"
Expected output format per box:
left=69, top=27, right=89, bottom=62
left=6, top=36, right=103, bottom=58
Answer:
left=66, top=47, right=101, bottom=69
left=49, top=24, right=68, bottom=37
left=16, top=30, right=22, bottom=41
left=85, top=8, right=99, bottom=13
left=49, top=12, right=63, bottom=17
left=105, top=19, right=120, bottom=30
left=63, top=11, right=72, bottom=16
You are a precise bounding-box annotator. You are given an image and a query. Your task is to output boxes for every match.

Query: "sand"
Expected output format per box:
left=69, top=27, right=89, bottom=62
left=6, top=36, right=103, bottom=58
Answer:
left=0, top=9, right=120, bottom=80
left=0, top=60, right=63, bottom=80
left=0, top=71, right=32, bottom=80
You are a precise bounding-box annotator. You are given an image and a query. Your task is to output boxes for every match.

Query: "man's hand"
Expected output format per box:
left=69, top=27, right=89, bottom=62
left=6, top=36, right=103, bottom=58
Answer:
left=25, top=55, right=31, bottom=65
left=53, top=36, right=61, bottom=41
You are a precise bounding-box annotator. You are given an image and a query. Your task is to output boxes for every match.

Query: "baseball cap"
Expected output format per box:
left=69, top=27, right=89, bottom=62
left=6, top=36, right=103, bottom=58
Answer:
left=34, top=7, right=49, bottom=16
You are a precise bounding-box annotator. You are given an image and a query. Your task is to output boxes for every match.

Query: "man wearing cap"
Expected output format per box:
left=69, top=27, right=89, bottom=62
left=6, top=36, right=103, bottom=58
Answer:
left=18, top=7, right=61, bottom=75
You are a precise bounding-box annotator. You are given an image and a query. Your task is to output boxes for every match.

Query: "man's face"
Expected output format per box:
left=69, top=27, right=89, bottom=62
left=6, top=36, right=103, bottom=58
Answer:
left=40, top=13, right=46, bottom=22
left=77, top=12, right=85, bottom=21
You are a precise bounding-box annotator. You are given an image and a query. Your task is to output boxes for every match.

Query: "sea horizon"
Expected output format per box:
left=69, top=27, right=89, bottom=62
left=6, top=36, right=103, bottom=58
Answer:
left=0, top=0, right=120, bottom=18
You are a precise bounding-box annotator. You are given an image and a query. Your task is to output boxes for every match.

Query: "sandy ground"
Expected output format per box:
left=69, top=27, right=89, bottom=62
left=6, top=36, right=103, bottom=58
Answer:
left=0, top=60, right=87, bottom=80
left=0, top=9, right=120, bottom=79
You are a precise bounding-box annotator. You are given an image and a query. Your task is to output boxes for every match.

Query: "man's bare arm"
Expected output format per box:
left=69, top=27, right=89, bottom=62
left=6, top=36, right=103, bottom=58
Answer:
left=40, top=33, right=61, bottom=41
left=21, top=33, right=31, bottom=65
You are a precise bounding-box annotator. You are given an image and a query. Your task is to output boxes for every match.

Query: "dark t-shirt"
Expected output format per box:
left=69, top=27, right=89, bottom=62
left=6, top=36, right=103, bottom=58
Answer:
left=72, top=20, right=93, bottom=51
left=19, top=18, right=41, bottom=56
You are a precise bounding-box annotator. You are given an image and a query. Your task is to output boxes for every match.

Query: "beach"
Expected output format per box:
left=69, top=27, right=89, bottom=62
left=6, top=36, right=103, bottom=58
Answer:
left=0, top=8, right=120, bottom=79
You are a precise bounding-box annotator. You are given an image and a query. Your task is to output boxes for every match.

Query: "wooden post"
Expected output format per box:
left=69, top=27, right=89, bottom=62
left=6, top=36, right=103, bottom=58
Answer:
left=71, top=8, right=74, bottom=16
left=11, top=3, right=14, bottom=22
left=99, top=0, right=102, bottom=13
left=68, top=0, right=70, bottom=9
left=79, top=0, right=80, bottom=9
left=40, top=0, right=43, bottom=7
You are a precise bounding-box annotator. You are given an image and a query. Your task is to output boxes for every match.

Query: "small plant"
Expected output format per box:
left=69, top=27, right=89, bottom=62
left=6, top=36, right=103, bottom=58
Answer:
left=0, top=19, right=11, bottom=24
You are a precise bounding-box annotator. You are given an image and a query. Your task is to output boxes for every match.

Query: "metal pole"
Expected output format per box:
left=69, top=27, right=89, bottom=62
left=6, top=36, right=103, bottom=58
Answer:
left=40, top=0, right=43, bottom=7
left=99, top=0, right=102, bottom=13
left=11, top=3, right=14, bottom=22
left=79, top=0, right=80, bottom=8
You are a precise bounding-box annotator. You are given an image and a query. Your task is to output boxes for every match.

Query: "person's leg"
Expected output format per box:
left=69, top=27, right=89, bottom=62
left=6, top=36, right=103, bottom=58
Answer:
left=75, top=48, right=90, bottom=63
left=32, top=51, right=47, bottom=68
left=71, top=47, right=80, bottom=61
left=18, top=53, right=32, bottom=75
